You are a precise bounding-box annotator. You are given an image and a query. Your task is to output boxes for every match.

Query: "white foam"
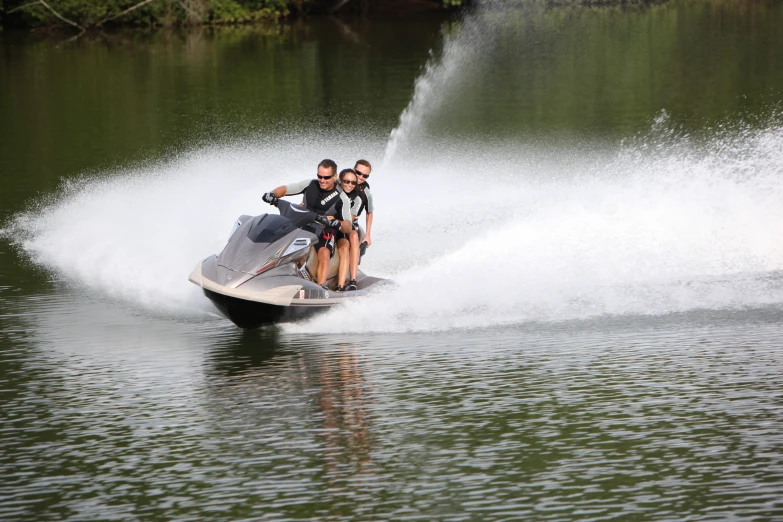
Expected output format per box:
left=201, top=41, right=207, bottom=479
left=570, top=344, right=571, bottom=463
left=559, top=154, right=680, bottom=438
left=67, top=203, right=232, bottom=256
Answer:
left=4, top=136, right=386, bottom=316
left=5, top=120, right=783, bottom=331
left=384, top=1, right=502, bottom=163
left=296, top=120, right=783, bottom=332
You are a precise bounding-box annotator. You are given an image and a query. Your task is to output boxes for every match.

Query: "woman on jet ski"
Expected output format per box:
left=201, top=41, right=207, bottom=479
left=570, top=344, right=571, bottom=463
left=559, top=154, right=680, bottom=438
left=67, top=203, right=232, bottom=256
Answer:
left=335, top=168, right=363, bottom=292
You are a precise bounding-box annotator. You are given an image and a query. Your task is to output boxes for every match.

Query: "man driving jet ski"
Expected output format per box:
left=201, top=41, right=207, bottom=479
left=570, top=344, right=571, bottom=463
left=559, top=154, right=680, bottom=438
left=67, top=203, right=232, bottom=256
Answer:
left=262, top=159, right=353, bottom=289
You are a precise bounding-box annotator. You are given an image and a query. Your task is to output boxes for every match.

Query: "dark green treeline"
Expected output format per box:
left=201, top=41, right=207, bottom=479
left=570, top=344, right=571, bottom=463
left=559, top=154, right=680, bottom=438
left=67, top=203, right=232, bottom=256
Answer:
left=1, top=0, right=668, bottom=31
left=0, top=0, right=363, bottom=28
left=2, top=0, right=449, bottom=29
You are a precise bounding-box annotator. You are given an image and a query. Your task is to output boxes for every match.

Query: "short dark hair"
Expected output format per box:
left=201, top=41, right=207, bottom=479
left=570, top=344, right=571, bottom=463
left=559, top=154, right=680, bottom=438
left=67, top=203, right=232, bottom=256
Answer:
left=354, top=159, right=372, bottom=172
left=318, top=159, right=337, bottom=175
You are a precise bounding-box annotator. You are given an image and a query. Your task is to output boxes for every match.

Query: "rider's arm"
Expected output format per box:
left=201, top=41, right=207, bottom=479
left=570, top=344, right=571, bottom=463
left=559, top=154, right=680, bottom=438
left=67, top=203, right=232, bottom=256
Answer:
left=364, top=187, right=374, bottom=244
left=337, top=192, right=353, bottom=234
left=364, top=212, right=373, bottom=245
left=270, top=179, right=311, bottom=198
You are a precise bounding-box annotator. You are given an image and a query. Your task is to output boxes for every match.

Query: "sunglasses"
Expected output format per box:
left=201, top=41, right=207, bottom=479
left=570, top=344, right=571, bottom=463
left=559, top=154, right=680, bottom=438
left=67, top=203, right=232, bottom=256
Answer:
left=317, top=174, right=333, bottom=180
left=342, top=179, right=358, bottom=185
left=356, top=172, right=370, bottom=178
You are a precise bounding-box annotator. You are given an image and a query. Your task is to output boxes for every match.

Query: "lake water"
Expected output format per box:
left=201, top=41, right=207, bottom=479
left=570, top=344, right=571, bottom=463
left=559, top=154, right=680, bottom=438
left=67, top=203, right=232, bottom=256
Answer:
left=2, top=1, right=783, bottom=520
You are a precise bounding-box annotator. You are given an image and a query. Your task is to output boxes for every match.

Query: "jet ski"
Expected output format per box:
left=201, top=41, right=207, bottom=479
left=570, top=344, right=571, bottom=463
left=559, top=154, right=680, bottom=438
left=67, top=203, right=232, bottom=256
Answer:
left=188, top=198, right=386, bottom=328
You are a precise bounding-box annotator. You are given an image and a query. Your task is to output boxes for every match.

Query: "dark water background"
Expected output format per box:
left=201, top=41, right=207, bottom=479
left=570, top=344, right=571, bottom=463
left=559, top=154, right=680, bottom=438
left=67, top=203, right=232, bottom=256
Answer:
left=2, top=1, right=783, bottom=520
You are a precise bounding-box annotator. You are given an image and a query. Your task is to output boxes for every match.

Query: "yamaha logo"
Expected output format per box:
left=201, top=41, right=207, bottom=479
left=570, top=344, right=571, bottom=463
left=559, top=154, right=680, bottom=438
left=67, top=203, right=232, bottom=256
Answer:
left=320, top=191, right=338, bottom=206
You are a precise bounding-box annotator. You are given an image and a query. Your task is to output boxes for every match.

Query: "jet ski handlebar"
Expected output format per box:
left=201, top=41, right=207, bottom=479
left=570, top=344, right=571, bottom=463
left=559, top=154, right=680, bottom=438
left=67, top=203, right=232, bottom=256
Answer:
left=268, top=198, right=335, bottom=228
left=313, top=215, right=330, bottom=226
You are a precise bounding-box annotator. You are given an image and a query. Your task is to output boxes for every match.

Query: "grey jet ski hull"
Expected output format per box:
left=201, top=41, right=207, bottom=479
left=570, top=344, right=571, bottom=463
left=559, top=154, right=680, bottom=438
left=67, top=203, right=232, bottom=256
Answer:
left=190, top=255, right=385, bottom=328
left=203, top=288, right=328, bottom=328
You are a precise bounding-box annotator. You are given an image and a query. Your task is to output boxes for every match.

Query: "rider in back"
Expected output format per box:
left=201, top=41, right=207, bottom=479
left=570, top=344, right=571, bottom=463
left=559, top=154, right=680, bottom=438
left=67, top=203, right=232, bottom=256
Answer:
left=354, top=159, right=374, bottom=248
left=263, top=159, right=352, bottom=288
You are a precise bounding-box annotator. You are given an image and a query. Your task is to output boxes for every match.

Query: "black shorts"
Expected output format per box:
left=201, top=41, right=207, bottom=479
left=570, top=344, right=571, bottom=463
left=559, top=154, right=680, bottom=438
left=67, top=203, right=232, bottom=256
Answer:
left=315, top=231, right=336, bottom=256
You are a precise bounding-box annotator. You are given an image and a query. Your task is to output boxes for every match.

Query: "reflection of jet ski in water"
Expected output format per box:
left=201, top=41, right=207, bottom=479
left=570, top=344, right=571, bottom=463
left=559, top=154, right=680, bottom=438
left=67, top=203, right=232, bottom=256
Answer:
left=188, top=199, right=387, bottom=328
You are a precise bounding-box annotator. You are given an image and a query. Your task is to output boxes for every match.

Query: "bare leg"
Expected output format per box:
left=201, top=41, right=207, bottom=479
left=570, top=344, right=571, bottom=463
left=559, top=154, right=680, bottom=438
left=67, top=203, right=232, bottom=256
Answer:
left=349, top=230, right=360, bottom=281
left=317, top=247, right=331, bottom=286
left=336, top=238, right=349, bottom=288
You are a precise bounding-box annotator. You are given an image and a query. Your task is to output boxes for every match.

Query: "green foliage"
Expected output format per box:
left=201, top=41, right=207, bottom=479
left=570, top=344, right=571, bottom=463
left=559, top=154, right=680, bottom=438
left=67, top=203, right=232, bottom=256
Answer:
left=2, top=0, right=668, bottom=29
left=208, top=0, right=287, bottom=24
left=7, top=1, right=53, bottom=26
left=54, top=0, right=128, bottom=26
left=3, top=0, right=292, bottom=27
left=209, top=0, right=250, bottom=22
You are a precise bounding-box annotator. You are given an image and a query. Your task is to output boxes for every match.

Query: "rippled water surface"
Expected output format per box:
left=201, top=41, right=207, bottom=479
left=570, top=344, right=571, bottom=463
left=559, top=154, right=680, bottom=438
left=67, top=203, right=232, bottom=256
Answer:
left=2, top=0, right=783, bottom=519
left=3, top=292, right=783, bottom=520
